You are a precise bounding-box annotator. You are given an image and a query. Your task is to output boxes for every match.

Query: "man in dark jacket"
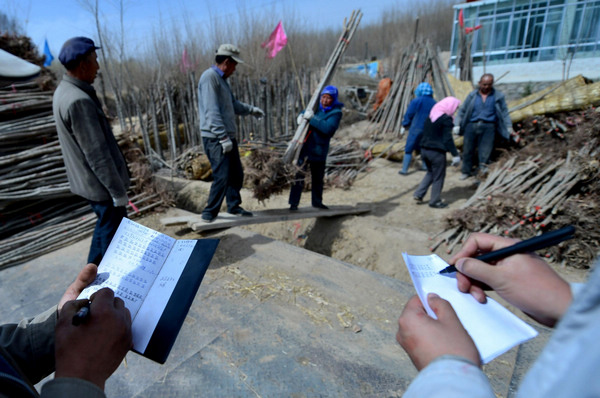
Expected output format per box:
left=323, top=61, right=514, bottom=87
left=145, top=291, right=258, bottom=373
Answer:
left=289, top=86, right=343, bottom=210
left=52, top=37, right=130, bottom=264
left=454, top=74, right=513, bottom=180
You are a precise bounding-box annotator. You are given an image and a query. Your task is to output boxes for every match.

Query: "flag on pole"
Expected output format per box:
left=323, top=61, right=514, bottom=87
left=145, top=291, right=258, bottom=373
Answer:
left=43, top=39, right=54, bottom=67
left=261, top=21, right=288, bottom=59
left=180, top=48, right=192, bottom=73
left=465, top=25, right=482, bottom=34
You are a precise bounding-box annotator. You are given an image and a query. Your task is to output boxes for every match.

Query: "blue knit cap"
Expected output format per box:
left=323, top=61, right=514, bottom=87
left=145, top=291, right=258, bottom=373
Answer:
left=415, top=82, right=433, bottom=97
left=320, top=85, right=344, bottom=112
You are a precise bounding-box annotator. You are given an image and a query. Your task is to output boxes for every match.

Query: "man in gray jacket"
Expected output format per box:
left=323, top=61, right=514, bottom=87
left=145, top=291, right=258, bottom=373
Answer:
left=454, top=74, right=513, bottom=180
left=53, top=37, right=130, bottom=264
left=198, top=44, right=264, bottom=222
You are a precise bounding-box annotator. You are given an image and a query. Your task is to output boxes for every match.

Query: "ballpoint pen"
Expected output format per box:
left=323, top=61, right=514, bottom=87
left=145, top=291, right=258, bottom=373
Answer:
left=439, top=225, right=575, bottom=274
left=72, top=301, right=91, bottom=326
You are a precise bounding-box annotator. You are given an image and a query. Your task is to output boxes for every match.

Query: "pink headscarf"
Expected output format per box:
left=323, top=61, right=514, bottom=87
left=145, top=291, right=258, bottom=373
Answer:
left=429, top=96, right=461, bottom=123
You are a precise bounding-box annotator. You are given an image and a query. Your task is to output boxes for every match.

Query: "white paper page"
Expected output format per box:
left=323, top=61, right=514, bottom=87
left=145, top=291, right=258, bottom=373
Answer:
left=402, top=253, right=538, bottom=364
left=132, top=239, right=196, bottom=352
left=78, top=218, right=176, bottom=320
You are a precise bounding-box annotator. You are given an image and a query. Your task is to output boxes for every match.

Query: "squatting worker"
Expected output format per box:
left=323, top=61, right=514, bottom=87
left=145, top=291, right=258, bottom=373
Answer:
left=198, top=44, right=265, bottom=223
left=289, top=85, right=344, bottom=211
left=53, top=37, right=130, bottom=264
left=454, top=73, right=512, bottom=180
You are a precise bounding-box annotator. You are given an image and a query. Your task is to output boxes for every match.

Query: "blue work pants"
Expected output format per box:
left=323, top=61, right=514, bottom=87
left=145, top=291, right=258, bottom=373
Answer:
left=88, top=200, right=127, bottom=264
left=461, top=121, right=495, bottom=176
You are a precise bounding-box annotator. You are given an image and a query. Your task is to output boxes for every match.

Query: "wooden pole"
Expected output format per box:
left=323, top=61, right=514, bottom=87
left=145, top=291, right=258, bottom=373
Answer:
left=286, top=43, right=306, bottom=109
left=283, top=10, right=363, bottom=164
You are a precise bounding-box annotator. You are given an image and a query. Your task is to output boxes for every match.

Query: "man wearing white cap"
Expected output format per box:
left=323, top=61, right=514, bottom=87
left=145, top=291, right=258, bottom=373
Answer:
left=197, top=44, right=264, bottom=222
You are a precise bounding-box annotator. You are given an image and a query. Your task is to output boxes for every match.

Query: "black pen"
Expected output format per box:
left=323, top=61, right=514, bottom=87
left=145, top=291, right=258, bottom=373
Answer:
left=72, top=301, right=91, bottom=326
left=439, top=225, right=575, bottom=274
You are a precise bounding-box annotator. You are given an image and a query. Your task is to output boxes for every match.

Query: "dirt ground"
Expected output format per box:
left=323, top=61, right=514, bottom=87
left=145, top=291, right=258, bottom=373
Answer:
left=140, top=119, right=590, bottom=287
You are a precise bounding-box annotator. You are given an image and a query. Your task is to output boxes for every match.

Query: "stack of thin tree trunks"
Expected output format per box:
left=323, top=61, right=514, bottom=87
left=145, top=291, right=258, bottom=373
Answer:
left=0, top=82, right=168, bottom=270
left=431, top=108, right=600, bottom=269
left=369, top=41, right=455, bottom=141
left=241, top=140, right=366, bottom=201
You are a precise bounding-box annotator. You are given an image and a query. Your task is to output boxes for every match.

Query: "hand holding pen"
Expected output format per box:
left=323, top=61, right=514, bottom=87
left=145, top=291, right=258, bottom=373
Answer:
left=56, top=287, right=132, bottom=389
left=448, top=230, right=574, bottom=327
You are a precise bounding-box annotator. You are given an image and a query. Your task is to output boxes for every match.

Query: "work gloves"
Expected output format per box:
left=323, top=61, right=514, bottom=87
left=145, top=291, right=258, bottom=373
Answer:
left=251, top=106, right=265, bottom=118
left=452, top=126, right=460, bottom=135
left=451, top=155, right=461, bottom=167
left=400, top=127, right=406, bottom=136
left=296, top=109, right=314, bottom=126
left=219, top=136, right=233, bottom=154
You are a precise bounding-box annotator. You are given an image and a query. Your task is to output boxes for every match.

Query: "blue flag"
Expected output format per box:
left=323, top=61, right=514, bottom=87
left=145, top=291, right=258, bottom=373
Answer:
left=43, top=39, right=53, bottom=67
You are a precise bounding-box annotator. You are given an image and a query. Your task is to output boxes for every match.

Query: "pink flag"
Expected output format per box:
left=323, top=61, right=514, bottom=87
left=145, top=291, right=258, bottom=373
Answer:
left=261, top=21, right=288, bottom=59
left=180, top=48, right=192, bottom=73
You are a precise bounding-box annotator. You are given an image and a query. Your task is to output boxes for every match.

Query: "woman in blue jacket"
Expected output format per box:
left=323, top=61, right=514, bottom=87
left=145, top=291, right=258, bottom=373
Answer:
left=399, top=82, right=437, bottom=175
left=289, top=86, right=343, bottom=210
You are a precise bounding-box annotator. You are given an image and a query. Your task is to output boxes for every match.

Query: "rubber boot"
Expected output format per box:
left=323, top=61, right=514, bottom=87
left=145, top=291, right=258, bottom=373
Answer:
left=399, top=153, right=412, bottom=175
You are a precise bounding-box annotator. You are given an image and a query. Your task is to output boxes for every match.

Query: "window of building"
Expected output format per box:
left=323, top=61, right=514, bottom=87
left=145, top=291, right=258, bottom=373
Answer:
left=449, top=0, right=600, bottom=67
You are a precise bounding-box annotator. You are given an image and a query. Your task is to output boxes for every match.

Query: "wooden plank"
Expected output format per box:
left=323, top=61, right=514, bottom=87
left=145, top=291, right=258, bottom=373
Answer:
left=160, top=204, right=372, bottom=232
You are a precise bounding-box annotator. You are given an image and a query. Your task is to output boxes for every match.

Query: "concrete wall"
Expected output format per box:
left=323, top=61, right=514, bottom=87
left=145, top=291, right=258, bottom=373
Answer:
left=463, top=57, right=600, bottom=84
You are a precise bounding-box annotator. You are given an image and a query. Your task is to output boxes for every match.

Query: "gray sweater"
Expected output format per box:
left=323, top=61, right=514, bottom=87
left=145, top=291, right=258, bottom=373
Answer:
left=197, top=67, right=254, bottom=139
left=52, top=75, right=129, bottom=203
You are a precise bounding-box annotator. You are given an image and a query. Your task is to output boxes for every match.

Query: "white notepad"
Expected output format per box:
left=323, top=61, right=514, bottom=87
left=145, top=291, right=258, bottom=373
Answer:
left=402, top=253, right=538, bottom=364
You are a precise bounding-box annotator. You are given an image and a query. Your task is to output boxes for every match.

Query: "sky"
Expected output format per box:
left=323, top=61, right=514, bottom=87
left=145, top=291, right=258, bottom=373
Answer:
left=2, top=0, right=403, bottom=58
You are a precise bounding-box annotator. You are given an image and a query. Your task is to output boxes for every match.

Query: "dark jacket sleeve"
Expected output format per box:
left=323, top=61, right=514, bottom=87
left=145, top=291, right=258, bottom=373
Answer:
left=402, top=99, right=418, bottom=128
left=0, top=307, right=57, bottom=384
left=441, top=117, right=459, bottom=157
left=456, top=90, right=476, bottom=134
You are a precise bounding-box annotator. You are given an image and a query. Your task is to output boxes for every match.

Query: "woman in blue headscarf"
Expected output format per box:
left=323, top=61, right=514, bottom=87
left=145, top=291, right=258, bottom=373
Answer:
left=399, top=82, right=437, bottom=175
left=289, top=85, right=344, bottom=211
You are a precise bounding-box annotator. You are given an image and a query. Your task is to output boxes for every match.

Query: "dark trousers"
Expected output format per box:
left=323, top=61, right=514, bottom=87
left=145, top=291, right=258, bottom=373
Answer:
left=202, top=137, right=243, bottom=218
left=414, top=148, right=446, bottom=205
left=289, top=157, right=326, bottom=207
left=88, top=200, right=127, bottom=264
left=461, top=121, right=495, bottom=175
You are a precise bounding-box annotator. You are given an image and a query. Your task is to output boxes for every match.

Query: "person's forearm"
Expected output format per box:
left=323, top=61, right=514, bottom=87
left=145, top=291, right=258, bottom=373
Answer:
left=233, top=99, right=253, bottom=115
left=41, top=377, right=106, bottom=398
left=404, top=356, right=495, bottom=398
